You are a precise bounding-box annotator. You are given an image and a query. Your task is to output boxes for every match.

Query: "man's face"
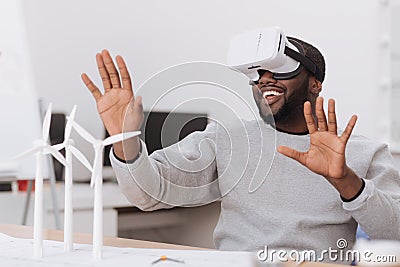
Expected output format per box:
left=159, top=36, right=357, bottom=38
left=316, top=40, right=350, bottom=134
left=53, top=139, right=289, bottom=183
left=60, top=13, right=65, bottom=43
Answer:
left=252, top=70, right=311, bottom=124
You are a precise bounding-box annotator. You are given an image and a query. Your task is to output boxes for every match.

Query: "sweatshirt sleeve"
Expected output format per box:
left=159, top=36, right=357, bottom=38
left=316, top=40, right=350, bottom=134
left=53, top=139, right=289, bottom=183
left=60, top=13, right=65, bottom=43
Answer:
left=110, top=122, right=220, bottom=211
left=343, top=144, right=400, bottom=240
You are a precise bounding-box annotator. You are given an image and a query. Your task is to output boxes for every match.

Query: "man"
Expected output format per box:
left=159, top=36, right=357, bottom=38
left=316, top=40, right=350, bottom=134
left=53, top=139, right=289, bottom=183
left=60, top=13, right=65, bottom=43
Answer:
left=81, top=35, right=400, bottom=261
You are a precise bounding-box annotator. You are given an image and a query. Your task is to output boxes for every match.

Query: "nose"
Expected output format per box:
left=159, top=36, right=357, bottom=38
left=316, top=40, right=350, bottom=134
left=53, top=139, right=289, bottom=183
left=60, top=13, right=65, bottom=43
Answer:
left=257, top=71, right=277, bottom=86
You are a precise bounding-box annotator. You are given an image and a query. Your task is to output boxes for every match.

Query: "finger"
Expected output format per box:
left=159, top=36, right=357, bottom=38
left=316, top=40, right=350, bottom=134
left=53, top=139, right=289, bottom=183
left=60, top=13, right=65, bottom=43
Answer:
left=277, top=146, right=307, bottom=166
left=340, top=115, right=358, bottom=144
left=96, top=53, right=112, bottom=91
left=116, top=55, right=133, bottom=92
left=102, top=49, right=121, bottom=89
left=304, top=101, right=317, bottom=134
left=316, top=96, right=328, bottom=131
left=81, top=73, right=102, bottom=101
left=327, top=98, right=337, bottom=135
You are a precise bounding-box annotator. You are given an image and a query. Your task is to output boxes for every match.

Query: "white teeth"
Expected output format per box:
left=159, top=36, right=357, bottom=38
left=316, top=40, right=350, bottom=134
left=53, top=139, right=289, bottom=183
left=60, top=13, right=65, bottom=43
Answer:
left=263, top=90, right=283, bottom=97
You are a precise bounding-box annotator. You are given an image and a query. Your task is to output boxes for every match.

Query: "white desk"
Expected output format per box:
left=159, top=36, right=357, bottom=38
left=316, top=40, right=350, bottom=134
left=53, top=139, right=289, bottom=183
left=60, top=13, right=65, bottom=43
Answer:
left=0, top=224, right=346, bottom=267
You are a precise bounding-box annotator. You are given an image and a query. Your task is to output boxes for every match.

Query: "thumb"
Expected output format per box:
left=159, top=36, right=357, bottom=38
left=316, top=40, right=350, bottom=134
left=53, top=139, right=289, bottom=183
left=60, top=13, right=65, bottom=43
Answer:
left=134, top=96, right=143, bottom=113
left=277, top=146, right=307, bottom=166
left=123, top=96, right=144, bottom=132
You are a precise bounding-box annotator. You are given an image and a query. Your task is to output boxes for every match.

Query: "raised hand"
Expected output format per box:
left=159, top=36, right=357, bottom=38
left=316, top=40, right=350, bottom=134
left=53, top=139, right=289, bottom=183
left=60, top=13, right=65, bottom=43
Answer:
left=82, top=50, right=143, bottom=160
left=277, top=97, right=357, bottom=182
left=81, top=50, right=143, bottom=136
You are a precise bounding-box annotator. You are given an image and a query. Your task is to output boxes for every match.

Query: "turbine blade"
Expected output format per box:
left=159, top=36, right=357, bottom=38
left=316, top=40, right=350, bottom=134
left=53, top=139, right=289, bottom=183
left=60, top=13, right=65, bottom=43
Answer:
left=14, top=146, right=42, bottom=160
left=102, top=131, right=141, bottom=146
left=42, top=103, right=53, bottom=141
left=90, top=173, right=102, bottom=188
left=65, top=105, right=77, bottom=141
left=89, top=174, right=96, bottom=188
left=69, top=145, right=93, bottom=172
left=45, top=146, right=68, bottom=167
left=71, top=121, right=96, bottom=144
left=52, top=143, right=65, bottom=151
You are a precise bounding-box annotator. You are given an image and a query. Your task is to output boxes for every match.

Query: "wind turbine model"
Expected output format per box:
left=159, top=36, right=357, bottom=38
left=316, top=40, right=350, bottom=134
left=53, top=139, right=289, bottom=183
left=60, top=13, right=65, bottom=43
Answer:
left=71, top=120, right=141, bottom=260
left=53, top=105, right=93, bottom=252
left=15, top=103, right=68, bottom=258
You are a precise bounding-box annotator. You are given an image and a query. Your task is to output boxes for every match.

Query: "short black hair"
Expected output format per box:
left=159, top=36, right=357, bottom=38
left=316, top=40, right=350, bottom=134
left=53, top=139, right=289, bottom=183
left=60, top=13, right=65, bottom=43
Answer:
left=288, top=36, right=326, bottom=83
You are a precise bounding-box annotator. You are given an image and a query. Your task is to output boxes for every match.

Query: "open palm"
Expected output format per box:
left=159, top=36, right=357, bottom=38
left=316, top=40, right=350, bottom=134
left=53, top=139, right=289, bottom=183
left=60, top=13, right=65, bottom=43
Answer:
left=81, top=50, right=143, bottom=136
left=278, top=97, right=357, bottom=180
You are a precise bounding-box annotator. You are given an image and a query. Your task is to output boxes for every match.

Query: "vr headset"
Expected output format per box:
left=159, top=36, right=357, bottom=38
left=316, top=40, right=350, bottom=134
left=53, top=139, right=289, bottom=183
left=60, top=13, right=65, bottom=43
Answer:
left=227, top=27, right=323, bottom=83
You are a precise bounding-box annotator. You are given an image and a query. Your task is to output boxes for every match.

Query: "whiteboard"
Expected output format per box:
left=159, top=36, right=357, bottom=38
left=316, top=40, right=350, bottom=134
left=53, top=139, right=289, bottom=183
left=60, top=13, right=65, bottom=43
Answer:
left=0, top=0, right=48, bottom=179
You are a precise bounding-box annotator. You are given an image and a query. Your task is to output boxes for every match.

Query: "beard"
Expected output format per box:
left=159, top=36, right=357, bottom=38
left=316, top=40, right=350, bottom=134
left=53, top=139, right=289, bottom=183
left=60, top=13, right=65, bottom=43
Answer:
left=255, top=78, right=310, bottom=125
left=256, top=95, right=304, bottom=125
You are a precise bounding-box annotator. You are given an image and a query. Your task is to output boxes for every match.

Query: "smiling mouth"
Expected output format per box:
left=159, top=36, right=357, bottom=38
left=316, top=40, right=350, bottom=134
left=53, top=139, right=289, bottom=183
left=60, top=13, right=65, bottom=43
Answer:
left=262, top=89, right=284, bottom=105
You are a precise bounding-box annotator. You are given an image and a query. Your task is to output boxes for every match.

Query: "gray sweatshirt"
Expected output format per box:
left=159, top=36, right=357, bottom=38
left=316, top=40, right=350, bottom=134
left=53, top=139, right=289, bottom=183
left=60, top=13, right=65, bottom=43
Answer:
left=110, top=120, right=400, bottom=258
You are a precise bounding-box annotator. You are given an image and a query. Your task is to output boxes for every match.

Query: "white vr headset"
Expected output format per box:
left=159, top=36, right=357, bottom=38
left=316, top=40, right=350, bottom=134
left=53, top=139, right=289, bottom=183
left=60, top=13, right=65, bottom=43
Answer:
left=227, top=27, right=323, bottom=83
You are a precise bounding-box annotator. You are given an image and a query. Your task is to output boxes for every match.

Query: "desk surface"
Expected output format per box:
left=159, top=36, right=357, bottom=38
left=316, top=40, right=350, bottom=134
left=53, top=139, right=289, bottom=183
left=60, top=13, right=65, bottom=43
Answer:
left=0, top=224, right=202, bottom=250
left=0, top=224, right=346, bottom=267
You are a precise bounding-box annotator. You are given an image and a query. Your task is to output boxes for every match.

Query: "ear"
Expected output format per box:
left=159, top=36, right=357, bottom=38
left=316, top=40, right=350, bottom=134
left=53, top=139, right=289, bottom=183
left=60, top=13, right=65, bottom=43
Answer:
left=309, top=76, right=322, bottom=94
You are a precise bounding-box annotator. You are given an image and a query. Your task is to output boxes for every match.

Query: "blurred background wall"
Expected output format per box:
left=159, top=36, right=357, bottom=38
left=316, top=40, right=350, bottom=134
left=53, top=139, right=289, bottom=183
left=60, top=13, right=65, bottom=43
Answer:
left=20, top=0, right=397, bottom=179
